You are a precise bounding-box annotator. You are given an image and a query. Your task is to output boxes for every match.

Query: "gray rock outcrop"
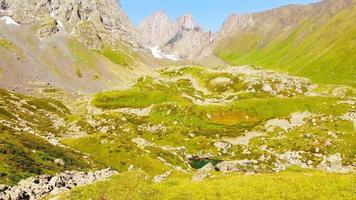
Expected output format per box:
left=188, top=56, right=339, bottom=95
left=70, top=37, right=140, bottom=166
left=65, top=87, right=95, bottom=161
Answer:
left=0, top=168, right=117, bottom=200
left=191, top=163, right=215, bottom=182
left=152, top=171, right=172, bottom=183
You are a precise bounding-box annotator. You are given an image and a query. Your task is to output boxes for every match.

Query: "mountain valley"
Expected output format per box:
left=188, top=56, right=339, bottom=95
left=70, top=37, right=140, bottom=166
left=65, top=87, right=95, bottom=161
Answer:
left=0, top=0, right=355, bottom=199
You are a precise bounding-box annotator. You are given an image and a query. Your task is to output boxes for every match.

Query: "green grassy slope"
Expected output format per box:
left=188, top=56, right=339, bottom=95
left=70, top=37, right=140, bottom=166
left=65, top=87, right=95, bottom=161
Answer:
left=57, top=170, right=356, bottom=200
left=216, top=4, right=356, bottom=86
left=0, top=128, right=92, bottom=185
left=0, top=89, right=95, bottom=185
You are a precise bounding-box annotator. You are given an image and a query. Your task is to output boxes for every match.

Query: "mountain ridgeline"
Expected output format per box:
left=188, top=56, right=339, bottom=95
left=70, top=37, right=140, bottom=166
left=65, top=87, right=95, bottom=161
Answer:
left=0, top=0, right=354, bottom=93
left=214, top=0, right=356, bottom=86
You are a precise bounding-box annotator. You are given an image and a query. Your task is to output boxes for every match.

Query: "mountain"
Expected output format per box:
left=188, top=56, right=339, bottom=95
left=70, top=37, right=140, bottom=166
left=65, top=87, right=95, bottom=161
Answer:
left=214, top=0, right=356, bottom=86
left=138, top=11, right=215, bottom=60
left=0, top=0, right=142, bottom=49
left=0, top=0, right=151, bottom=93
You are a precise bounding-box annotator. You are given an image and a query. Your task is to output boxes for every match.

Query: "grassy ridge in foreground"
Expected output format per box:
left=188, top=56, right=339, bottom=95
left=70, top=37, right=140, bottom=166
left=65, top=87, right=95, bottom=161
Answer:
left=57, top=170, right=356, bottom=200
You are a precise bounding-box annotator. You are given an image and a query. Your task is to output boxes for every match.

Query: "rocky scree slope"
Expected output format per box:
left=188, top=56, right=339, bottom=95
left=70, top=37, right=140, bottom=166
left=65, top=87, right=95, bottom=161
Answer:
left=0, top=0, right=151, bottom=93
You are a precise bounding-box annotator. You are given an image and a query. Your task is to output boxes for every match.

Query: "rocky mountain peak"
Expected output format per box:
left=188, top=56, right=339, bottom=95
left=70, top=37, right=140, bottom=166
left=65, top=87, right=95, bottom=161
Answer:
left=153, top=10, right=170, bottom=20
left=137, top=10, right=175, bottom=47
left=138, top=10, right=170, bottom=31
left=219, top=13, right=254, bottom=38
left=176, top=13, right=196, bottom=30
left=138, top=11, right=214, bottom=60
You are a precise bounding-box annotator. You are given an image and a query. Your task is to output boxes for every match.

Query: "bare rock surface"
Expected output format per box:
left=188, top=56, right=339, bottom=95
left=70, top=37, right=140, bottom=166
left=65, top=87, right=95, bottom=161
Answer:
left=0, top=168, right=117, bottom=200
left=0, top=0, right=142, bottom=49
left=153, top=171, right=172, bottom=183
left=192, top=163, right=215, bottom=182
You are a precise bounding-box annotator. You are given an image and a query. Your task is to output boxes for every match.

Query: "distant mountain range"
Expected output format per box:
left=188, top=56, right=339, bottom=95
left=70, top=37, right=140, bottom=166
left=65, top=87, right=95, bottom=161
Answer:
left=0, top=0, right=355, bottom=94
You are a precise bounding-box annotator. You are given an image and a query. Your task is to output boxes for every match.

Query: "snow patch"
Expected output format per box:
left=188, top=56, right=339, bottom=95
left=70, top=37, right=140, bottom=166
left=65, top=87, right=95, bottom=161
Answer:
left=0, top=16, right=19, bottom=26
left=50, top=12, right=56, bottom=18
left=57, top=20, right=64, bottom=27
left=149, top=46, right=180, bottom=61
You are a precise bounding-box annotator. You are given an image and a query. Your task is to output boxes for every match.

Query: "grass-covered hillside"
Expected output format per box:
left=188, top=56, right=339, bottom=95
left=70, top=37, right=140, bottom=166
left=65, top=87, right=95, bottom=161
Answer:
left=0, top=89, right=94, bottom=185
left=215, top=0, right=356, bottom=86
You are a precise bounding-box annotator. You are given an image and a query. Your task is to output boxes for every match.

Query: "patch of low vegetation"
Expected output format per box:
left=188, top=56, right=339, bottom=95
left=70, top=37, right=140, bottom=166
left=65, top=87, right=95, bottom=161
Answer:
left=67, top=38, right=99, bottom=70
left=0, top=37, right=13, bottom=49
left=61, top=134, right=172, bottom=175
left=0, top=36, right=24, bottom=58
left=0, top=127, right=92, bottom=186
left=75, top=67, right=82, bottom=78
left=101, top=44, right=134, bottom=67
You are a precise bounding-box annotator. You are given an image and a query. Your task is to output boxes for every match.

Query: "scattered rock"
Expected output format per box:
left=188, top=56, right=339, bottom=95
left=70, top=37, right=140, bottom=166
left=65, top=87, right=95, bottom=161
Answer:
left=340, top=112, right=356, bottom=129
left=223, top=131, right=265, bottom=146
left=128, top=165, right=135, bottom=171
left=153, top=171, right=172, bottom=183
left=54, top=158, right=65, bottom=166
left=132, top=137, right=154, bottom=149
left=265, top=111, right=312, bottom=132
left=290, top=111, right=312, bottom=127
left=216, top=159, right=259, bottom=172
left=317, top=153, right=352, bottom=173
left=0, top=184, right=8, bottom=192
left=192, top=163, right=215, bottom=182
left=209, top=77, right=232, bottom=88
left=265, top=119, right=292, bottom=131
left=213, top=141, right=231, bottom=153
left=0, top=168, right=117, bottom=200
left=262, top=84, right=276, bottom=95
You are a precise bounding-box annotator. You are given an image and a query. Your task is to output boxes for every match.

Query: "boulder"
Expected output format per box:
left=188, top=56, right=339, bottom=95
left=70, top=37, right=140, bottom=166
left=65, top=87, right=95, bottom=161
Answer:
left=192, top=163, right=215, bottom=182
left=153, top=171, right=172, bottom=183
left=213, top=141, right=231, bottom=153
left=54, top=158, right=65, bottom=166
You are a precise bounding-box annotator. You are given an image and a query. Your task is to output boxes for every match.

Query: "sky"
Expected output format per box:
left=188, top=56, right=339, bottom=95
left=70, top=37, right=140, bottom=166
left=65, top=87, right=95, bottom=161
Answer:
left=121, top=0, right=319, bottom=32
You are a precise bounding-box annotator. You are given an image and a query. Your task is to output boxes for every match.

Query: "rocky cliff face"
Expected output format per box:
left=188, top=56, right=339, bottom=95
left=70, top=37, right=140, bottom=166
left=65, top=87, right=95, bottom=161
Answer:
left=217, top=4, right=312, bottom=43
left=0, top=0, right=142, bottom=49
left=138, top=11, right=215, bottom=60
left=137, top=11, right=176, bottom=47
